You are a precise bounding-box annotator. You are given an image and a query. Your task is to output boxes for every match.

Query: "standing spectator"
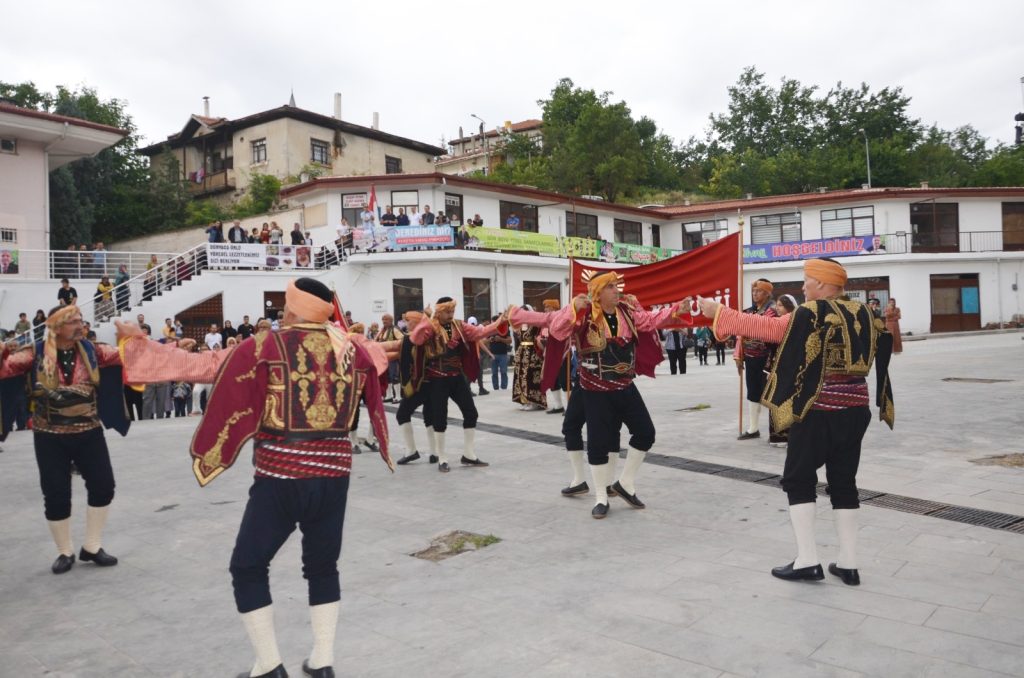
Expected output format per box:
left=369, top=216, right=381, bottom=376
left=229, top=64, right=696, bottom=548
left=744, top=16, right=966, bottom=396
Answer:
left=79, top=245, right=94, bottom=277
left=57, top=278, right=78, bottom=306
left=31, top=309, right=46, bottom=342
left=259, top=223, right=271, bottom=244
left=204, top=323, right=221, bottom=350
left=162, top=318, right=176, bottom=340
left=422, top=205, right=435, bottom=225
left=396, top=208, right=409, bottom=226
left=14, top=312, right=32, bottom=345
left=228, top=220, right=248, bottom=244
left=471, top=214, right=483, bottom=226
left=174, top=318, right=185, bottom=339
left=94, top=275, right=115, bottom=321
left=237, top=315, right=255, bottom=340
left=92, top=242, right=108, bottom=276
left=408, top=207, right=422, bottom=226
left=114, top=264, right=130, bottom=313
left=381, top=206, right=397, bottom=227
left=867, top=297, right=882, bottom=319
left=290, top=222, right=304, bottom=245
left=206, top=220, right=224, bottom=243
left=885, top=298, right=903, bottom=354
left=269, top=221, right=283, bottom=244
left=505, top=212, right=521, bottom=230
left=663, top=327, right=688, bottom=375
left=712, top=334, right=727, bottom=366
left=467, top=317, right=492, bottom=395
left=172, top=381, right=192, bottom=417
left=143, top=256, right=159, bottom=301
left=248, top=227, right=259, bottom=243
left=303, top=231, right=314, bottom=246
left=221, top=320, right=238, bottom=345
left=695, top=325, right=711, bottom=365
left=488, top=314, right=512, bottom=390
left=436, top=211, right=449, bottom=225
left=360, top=204, right=376, bottom=231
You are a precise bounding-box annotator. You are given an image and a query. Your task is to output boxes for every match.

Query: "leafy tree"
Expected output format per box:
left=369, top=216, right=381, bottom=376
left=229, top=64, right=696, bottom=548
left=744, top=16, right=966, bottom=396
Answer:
left=235, top=173, right=282, bottom=217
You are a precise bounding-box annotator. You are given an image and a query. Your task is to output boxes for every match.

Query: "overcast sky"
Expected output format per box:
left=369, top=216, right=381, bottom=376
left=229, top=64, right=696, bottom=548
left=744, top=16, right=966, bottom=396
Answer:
left=5, top=0, right=1023, bottom=152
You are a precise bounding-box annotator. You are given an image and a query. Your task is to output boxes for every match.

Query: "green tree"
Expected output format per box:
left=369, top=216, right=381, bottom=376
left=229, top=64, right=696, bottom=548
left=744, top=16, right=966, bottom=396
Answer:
left=235, top=173, right=282, bottom=217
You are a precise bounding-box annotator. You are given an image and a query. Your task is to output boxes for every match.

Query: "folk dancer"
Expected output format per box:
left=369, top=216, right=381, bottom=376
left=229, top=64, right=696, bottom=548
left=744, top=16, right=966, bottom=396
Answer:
left=735, top=278, right=778, bottom=440
left=698, top=259, right=894, bottom=585
left=539, top=298, right=568, bottom=414
left=393, top=311, right=440, bottom=466
left=375, top=313, right=404, bottom=402
left=511, top=273, right=691, bottom=518
left=511, top=307, right=547, bottom=411
left=119, top=277, right=393, bottom=677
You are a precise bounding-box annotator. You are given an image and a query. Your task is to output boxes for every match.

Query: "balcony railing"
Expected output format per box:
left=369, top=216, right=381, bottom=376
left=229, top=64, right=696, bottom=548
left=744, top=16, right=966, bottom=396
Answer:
left=910, top=230, right=1017, bottom=253
left=187, top=170, right=234, bottom=195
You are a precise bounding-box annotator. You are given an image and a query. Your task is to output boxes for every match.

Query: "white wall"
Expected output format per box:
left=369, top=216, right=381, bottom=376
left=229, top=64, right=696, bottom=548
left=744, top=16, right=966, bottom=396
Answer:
left=0, top=138, right=48, bottom=253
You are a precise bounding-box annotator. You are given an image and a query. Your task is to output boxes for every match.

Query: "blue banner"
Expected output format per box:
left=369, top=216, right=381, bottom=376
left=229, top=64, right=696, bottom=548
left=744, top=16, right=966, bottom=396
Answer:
left=743, top=235, right=884, bottom=264
left=386, top=226, right=454, bottom=250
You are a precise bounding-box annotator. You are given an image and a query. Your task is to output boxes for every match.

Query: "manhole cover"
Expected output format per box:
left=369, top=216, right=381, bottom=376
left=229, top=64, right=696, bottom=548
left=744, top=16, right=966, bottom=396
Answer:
left=941, top=377, right=1013, bottom=384
left=970, top=453, right=1024, bottom=468
left=410, top=530, right=501, bottom=562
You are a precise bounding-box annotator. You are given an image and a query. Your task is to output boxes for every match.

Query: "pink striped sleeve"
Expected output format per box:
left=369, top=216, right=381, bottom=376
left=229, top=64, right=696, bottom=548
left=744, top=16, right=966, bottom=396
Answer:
left=713, top=306, right=789, bottom=344
left=509, top=307, right=553, bottom=328
left=409, top=319, right=434, bottom=346
left=545, top=304, right=579, bottom=341
left=632, top=304, right=691, bottom=332
left=121, top=337, right=231, bottom=384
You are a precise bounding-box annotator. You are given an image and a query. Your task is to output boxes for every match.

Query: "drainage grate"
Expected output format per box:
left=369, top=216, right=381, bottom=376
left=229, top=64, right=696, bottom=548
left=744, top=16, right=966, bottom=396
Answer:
left=716, top=467, right=779, bottom=482
left=755, top=475, right=784, bottom=489
left=676, top=460, right=734, bottom=475
left=860, top=494, right=947, bottom=515
left=928, top=506, right=1023, bottom=529
left=942, top=377, right=1013, bottom=384
left=1003, top=520, right=1024, bottom=534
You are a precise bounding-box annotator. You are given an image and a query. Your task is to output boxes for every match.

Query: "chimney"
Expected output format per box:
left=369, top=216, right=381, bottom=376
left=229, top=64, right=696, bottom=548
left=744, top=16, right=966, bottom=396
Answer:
left=333, top=93, right=342, bottom=120
left=745, top=193, right=753, bottom=200
left=504, top=120, right=512, bottom=131
left=920, top=181, right=930, bottom=189
left=372, top=112, right=379, bottom=130
left=202, top=96, right=210, bottom=117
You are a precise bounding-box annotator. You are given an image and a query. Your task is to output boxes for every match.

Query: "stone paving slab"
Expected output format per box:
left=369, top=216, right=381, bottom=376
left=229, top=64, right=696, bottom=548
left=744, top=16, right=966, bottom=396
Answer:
left=0, top=332, right=1022, bottom=677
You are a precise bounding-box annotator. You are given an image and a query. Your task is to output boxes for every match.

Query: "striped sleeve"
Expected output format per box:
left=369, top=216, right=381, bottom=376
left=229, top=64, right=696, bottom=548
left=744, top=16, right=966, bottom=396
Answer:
left=713, top=306, right=789, bottom=345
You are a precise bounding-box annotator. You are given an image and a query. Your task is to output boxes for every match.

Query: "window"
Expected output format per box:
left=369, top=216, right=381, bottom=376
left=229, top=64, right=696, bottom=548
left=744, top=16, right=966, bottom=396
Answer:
left=462, top=278, right=492, bottom=321
left=911, top=202, right=959, bottom=252
left=0, top=138, right=16, bottom=154
left=750, top=212, right=802, bottom=245
left=821, top=206, right=874, bottom=238
left=682, top=219, right=728, bottom=250
left=614, top=219, right=642, bottom=244
left=444, top=193, right=464, bottom=224
left=523, top=281, right=560, bottom=310
left=1002, top=202, right=1024, bottom=251
left=566, top=211, right=598, bottom=238
left=311, top=139, right=330, bottom=165
left=385, top=155, right=403, bottom=174
left=0, top=228, right=16, bottom=243
left=500, top=201, right=538, bottom=232
left=651, top=224, right=661, bottom=248
left=251, top=138, right=267, bottom=164
left=392, top=278, right=423, bottom=318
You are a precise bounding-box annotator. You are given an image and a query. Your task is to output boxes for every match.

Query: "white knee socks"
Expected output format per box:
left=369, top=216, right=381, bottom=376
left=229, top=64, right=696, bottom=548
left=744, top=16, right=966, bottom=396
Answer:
left=789, top=503, right=819, bottom=568
left=399, top=422, right=417, bottom=454
left=618, top=448, right=646, bottom=495
left=425, top=425, right=437, bottom=455
left=240, top=605, right=282, bottom=675
left=83, top=505, right=109, bottom=554
left=607, top=452, right=619, bottom=486
left=434, top=430, right=447, bottom=464
left=548, top=389, right=564, bottom=410
left=47, top=518, right=73, bottom=557
left=567, top=450, right=586, bottom=486
left=590, top=463, right=610, bottom=506
left=747, top=402, right=762, bottom=434
left=308, top=601, right=339, bottom=670
left=462, top=428, right=477, bottom=460
left=834, top=509, right=859, bottom=569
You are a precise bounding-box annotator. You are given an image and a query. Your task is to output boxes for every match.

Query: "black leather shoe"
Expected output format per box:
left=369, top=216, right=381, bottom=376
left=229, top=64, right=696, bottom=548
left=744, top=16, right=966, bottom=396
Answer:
left=438, top=462, right=450, bottom=473
left=478, top=389, right=489, bottom=395
left=302, top=659, right=335, bottom=677
left=737, top=431, right=761, bottom=440
left=460, top=456, right=489, bottom=467
left=236, top=664, right=288, bottom=678
left=428, top=454, right=438, bottom=464
left=828, top=563, right=861, bottom=586
left=561, top=481, right=589, bottom=496
left=591, top=502, right=609, bottom=519
left=611, top=481, right=646, bottom=509
left=606, top=484, right=618, bottom=497
left=396, top=451, right=420, bottom=465
left=51, top=553, right=75, bottom=574
left=546, top=407, right=565, bottom=415
left=79, top=547, right=118, bottom=567
left=771, top=561, right=824, bottom=581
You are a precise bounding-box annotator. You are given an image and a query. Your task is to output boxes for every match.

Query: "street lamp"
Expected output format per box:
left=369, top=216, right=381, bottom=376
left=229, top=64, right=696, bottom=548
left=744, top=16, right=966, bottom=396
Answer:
left=471, top=113, right=488, bottom=174
left=858, top=128, right=872, bottom=188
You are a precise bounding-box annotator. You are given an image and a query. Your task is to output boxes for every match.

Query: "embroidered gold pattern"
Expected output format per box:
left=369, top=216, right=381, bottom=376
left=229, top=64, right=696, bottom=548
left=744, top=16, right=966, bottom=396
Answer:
left=199, top=407, right=254, bottom=475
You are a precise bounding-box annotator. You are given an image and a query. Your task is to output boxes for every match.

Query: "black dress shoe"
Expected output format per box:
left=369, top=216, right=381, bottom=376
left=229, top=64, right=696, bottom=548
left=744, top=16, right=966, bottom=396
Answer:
left=460, top=456, right=489, bottom=467
left=79, top=547, right=118, bottom=567
left=478, top=389, right=489, bottom=395
left=561, top=481, right=589, bottom=496
left=438, top=462, right=450, bottom=473
left=606, top=484, right=618, bottom=497
left=236, top=664, right=288, bottom=678
left=611, top=481, right=646, bottom=509
left=428, top=454, right=438, bottom=464
left=546, top=407, right=565, bottom=415
left=737, top=431, right=761, bottom=440
left=771, top=561, right=824, bottom=581
left=302, top=659, right=335, bottom=677
left=51, top=553, right=75, bottom=574
left=828, top=563, right=861, bottom=586
left=396, top=451, right=420, bottom=465
left=591, top=502, right=609, bottom=519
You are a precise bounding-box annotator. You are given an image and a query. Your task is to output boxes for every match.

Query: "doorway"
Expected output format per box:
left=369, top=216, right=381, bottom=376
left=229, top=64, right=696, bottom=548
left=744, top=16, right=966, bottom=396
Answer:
left=929, top=273, right=980, bottom=332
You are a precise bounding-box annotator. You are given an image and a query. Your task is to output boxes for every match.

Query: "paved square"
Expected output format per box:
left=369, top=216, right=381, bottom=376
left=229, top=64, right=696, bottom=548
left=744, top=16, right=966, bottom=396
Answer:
left=1, top=332, right=1022, bottom=677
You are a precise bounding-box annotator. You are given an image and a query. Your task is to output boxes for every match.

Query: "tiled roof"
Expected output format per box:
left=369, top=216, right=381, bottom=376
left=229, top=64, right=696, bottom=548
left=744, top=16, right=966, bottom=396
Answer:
left=449, top=119, right=543, bottom=144
left=0, top=102, right=128, bottom=136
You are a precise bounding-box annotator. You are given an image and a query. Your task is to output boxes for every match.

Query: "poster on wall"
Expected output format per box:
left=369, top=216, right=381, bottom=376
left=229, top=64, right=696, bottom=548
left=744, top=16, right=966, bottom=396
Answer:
left=207, top=243, right=314, bottom=269
left=343, top=193, right=368, bottom=209
left=743, top=235, right=885, bottom=264
left=388, top=226, right=454, bottom=250
left=0, top=247, right=19, bottom=274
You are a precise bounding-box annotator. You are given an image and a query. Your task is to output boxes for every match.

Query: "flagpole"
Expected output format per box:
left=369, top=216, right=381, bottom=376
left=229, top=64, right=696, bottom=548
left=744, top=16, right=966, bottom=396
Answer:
left=566, top=254, right=574, bottom=398
left=736, top=215, right=745, bottom=436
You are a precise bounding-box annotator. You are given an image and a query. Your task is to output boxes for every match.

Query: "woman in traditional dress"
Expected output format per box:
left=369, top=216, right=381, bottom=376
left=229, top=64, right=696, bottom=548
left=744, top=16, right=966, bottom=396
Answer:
left=885, top=298, right=903, bottom=354
left=511, top=306, right=546, bottom=410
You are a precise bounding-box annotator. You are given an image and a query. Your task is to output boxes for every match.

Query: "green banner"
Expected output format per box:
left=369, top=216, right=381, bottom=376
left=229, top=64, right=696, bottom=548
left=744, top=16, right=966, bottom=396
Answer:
left=465, top=226, right=677, bottom=263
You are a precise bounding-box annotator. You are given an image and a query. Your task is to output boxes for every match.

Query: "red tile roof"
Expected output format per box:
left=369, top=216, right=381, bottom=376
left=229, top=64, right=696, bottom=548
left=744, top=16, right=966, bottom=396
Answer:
left=450, top=119, right=543, bottom=144
left=0, top=102, right=128, bottom=137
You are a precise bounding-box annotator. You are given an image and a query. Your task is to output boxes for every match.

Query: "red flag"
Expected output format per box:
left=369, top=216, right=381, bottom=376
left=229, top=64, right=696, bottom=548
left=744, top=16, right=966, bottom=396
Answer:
left=369, top=185, right=380, bottom=221
left=571, top=232, right=741, bottom=326
left=332, top=292, right=349, bottom=331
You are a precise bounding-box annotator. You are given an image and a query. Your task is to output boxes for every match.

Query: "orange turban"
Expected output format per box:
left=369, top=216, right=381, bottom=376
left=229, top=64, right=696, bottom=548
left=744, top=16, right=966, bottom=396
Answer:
left=46, top=304, right=81, bottom=330
left=435, top=300, right=457, bottom=315
left=285, top=279, right=334, bottom=323
left=542, top=299, right=561, bottom=311
left=753, top=280, right=774, bottom=294
left=348, top=322, right=365, bottom=335
left=587, top=272, right=623, bottom=299
left=403, top=310, right=424, bottom=328
left=804, top=259, right=848, bottom=287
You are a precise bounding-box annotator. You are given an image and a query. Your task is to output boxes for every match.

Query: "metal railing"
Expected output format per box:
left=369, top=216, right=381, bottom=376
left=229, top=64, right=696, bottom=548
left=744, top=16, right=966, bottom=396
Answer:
left=911, top=230, right=1015, bottom=253
left=6, top=249, right=186, bottom=281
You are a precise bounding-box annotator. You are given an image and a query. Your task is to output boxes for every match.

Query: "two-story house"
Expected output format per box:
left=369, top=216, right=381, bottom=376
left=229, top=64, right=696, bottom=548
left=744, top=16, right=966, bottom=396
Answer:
left=435, top=119, right=543, bottom=176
